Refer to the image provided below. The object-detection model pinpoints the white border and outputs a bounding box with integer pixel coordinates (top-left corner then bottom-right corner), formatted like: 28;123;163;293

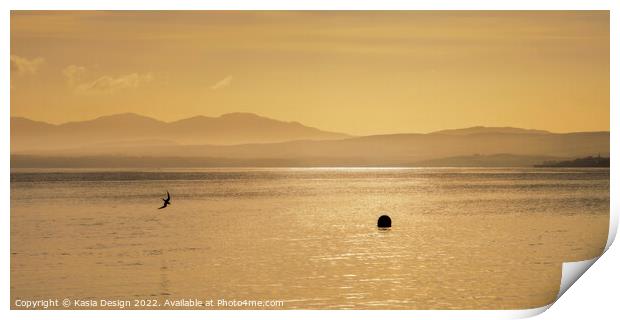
2;1;617;319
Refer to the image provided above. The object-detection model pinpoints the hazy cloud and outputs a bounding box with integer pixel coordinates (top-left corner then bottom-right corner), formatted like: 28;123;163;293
11;55;44;75
210;75;233;90
77;73;153;94
62;65;87;86
62;65;153;94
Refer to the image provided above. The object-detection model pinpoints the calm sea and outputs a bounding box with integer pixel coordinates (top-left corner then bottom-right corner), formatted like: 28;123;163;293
10;168;609;309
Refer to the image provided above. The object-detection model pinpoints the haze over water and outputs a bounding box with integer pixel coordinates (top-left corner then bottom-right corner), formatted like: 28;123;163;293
11;167;609;309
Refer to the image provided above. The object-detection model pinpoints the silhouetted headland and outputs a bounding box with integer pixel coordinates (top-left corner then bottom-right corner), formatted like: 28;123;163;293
535;155;610;168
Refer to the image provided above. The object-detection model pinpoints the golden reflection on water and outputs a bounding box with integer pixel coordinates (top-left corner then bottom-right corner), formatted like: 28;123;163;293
10;168;609;309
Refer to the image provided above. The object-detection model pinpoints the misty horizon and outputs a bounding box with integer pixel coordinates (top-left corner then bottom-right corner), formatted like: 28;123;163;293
11;111;609;168
10;111;610;137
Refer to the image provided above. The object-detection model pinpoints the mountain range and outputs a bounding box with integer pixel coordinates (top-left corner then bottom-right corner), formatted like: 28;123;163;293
10;113;610;167
11;112;351;152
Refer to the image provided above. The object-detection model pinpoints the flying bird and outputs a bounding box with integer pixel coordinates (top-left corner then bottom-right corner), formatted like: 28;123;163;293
159;191;171;209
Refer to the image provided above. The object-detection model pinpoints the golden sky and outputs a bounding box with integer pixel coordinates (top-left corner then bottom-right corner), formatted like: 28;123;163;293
10;11;609;135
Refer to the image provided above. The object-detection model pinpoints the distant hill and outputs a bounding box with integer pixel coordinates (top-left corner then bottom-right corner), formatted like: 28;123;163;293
414;153;566;167
10;153;571;168
10;112;351;152
535;155;610;168
431;126;550;136
10;117;610;167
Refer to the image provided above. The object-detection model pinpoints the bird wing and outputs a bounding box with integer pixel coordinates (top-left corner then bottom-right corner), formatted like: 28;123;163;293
158;191;171;209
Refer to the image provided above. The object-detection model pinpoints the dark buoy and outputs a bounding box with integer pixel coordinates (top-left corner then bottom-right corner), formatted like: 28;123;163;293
377;215;391;228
